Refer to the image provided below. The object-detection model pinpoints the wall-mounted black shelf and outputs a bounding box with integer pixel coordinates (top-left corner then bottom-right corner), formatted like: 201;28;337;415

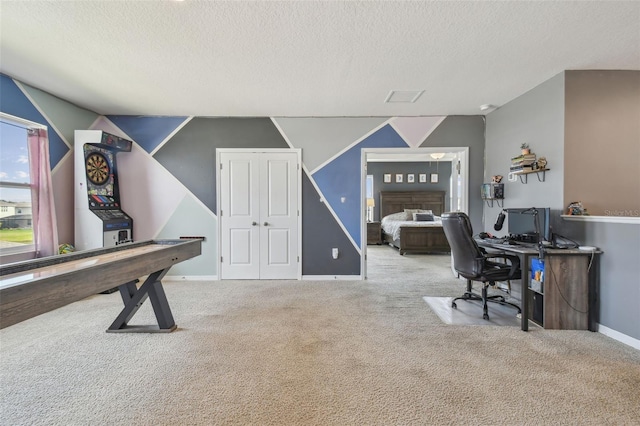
511;168;549;183
481;183;504;207
483;198;504;208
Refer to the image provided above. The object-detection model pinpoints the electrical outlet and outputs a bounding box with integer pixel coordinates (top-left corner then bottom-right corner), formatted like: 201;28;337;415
332;248;339;259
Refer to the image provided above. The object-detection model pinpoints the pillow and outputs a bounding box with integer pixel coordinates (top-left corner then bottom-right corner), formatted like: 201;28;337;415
413;212;435;222
383;211;412;221
405;208;433;215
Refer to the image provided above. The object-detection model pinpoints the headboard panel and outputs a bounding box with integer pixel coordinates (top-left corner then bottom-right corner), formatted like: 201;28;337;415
379;191;446;219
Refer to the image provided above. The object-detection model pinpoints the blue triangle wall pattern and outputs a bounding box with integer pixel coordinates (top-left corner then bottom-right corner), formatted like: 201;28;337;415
312;124;408;246
106;115;189;154
0;75;68;169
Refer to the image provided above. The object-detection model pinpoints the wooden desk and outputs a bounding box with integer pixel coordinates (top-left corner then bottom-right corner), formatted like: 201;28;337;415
477;241;600;331
0;239;201;332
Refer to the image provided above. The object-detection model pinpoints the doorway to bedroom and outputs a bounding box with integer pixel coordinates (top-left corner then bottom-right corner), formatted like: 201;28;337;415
361;147;469;279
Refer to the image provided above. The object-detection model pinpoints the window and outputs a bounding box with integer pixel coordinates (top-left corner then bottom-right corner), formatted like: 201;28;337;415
0;114;36;257
366;175;375;222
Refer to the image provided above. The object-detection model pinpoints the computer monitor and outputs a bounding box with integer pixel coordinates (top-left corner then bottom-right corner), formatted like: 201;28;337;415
507;207;551;242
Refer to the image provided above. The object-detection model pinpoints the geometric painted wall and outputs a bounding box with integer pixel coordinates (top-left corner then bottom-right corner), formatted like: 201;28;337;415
0;74;100;245
1;73;487;277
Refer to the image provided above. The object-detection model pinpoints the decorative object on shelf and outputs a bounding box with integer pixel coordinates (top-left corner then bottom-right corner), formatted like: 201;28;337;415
511;151;536;173
567;201;587;216
537;157;547;169
383;173;391;183
510;148;549;183
492;175;503;183
481;183;504;207
530;258;545;293
430;173;439;183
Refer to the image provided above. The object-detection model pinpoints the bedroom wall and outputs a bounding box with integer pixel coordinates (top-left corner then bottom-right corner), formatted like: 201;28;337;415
367;161;453;221
0;74;486;278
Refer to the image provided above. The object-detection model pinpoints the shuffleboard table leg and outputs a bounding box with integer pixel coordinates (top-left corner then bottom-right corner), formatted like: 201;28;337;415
106;268;177;333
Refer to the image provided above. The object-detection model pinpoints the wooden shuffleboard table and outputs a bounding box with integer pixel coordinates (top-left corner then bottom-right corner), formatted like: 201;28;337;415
0;239;201;333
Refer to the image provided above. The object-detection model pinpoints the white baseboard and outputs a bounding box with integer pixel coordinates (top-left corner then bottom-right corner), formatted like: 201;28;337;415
165;275;218;281
302;275;363;281
598;324;640;350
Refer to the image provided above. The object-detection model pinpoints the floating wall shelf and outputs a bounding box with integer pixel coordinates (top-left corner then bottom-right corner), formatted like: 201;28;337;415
511;168;549;183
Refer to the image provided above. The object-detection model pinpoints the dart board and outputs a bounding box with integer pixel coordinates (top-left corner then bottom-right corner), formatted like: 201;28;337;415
85;152;111;185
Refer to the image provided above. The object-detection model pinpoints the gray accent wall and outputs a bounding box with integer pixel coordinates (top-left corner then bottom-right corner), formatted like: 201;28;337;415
154;117;289;213
485;72;565;236
302;172;360;275
420;116;485;232
561;220;640;340
275;117;390;172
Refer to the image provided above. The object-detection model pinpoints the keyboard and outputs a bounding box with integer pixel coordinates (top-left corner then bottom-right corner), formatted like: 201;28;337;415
478;238;534;247
482;237;515;245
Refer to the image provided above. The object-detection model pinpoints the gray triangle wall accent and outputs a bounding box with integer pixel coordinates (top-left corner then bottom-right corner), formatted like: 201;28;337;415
153;117;290;214
302;171;360;276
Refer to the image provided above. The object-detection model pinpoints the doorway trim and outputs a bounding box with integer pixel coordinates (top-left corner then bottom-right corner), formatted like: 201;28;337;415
361;147;469;279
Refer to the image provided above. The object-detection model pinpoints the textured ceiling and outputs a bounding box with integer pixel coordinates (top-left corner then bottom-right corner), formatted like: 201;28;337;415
1;1;638;117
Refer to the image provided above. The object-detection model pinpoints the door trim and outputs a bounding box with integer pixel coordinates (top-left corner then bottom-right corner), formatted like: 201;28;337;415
361;147;469;280
216;148;302;280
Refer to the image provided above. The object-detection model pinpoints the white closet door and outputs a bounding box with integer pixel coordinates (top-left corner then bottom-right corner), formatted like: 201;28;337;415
220;153;260;279
259;152;298;279
220;151;299;279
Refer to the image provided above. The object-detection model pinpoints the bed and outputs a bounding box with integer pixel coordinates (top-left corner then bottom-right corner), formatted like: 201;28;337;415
379;191;450;255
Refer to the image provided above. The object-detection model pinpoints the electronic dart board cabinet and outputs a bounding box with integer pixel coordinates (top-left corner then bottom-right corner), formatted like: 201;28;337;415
74;130;134;251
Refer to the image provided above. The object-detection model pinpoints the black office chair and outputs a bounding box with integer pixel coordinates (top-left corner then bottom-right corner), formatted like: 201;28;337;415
441;212;522;320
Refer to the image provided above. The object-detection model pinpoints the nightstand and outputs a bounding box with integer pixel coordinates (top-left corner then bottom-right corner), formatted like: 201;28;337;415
367;221;382;245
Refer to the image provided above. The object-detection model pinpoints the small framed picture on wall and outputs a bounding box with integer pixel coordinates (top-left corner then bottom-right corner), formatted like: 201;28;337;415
407;174;415;183
430;173;439;183
419;173;427;183
395;173;403;183
383;173;391;183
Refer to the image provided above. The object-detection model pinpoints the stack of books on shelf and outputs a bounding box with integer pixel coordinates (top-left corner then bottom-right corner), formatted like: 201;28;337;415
510;153;537;173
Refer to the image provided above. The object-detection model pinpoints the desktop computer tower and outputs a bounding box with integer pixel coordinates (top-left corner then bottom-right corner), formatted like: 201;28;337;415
531;292;544;324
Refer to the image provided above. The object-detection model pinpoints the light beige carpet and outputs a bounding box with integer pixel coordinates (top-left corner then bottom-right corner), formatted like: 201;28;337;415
1;246;639;425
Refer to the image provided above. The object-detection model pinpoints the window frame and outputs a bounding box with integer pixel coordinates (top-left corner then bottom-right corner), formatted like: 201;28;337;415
0;112;45;262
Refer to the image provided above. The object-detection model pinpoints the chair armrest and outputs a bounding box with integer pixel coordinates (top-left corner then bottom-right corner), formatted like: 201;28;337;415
484;253;521;277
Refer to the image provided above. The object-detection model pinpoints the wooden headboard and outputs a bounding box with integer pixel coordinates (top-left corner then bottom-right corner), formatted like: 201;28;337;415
379;191;446;219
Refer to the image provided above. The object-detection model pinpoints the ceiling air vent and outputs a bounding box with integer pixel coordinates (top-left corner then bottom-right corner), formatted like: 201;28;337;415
384;90;424;103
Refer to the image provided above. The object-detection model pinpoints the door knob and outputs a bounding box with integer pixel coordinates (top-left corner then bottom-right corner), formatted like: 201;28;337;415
263;222;269;226
252;221;257;226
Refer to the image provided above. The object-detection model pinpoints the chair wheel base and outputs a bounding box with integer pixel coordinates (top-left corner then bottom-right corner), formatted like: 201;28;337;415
483;313;490;320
